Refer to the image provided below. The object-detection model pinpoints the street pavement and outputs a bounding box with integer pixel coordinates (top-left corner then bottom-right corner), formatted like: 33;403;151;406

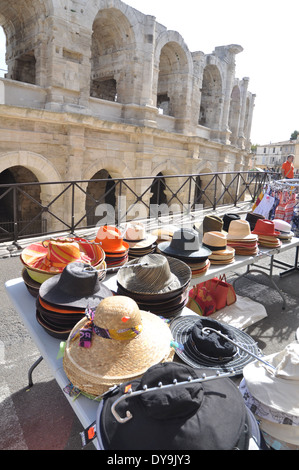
1;244;299;450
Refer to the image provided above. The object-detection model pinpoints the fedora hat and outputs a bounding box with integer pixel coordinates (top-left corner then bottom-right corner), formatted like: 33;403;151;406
121;222;157;249
222;213;241;232
246;212;265;230
21;237;105;277
117;253;191;296
243;342;299;417
63;296;174;397
202;231;228;252
157;228;211;260
273;219;294;238
202;215;224;234
95;225;129;253
227;219;258;241
39;262;112;309
252;219;280;237
170;315;261;375
97;361;264;450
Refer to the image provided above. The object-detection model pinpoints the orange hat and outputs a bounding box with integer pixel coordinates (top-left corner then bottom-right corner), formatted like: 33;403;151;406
95;225;129;253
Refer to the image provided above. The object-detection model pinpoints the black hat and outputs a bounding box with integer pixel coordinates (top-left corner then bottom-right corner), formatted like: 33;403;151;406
170;315;261;375
97;362;263;450
39;262;112;309
157;228;211;261
246;212;265;231
222;213;241;232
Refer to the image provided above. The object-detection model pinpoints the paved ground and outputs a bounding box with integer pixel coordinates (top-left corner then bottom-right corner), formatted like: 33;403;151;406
1;242;299;450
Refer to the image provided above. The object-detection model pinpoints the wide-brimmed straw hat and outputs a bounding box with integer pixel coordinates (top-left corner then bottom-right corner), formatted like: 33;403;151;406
157;228;211;260
170;315;261;375
227;219;258;241
97;361;264;450
39;262;112;309
116;253;191;296
121;222;157;249
21;237;105;280
252;219;280;237
63;296;174;397
243;342;299;417
95;225;129;253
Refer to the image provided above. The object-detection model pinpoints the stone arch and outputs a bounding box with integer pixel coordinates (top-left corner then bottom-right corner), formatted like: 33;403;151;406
154;30;193;118
193;162;216;208
199;64;223;130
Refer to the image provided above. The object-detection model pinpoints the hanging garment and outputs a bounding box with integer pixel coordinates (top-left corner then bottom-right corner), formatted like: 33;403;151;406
274;191;289;220
284;193;296;224
253;193;275;218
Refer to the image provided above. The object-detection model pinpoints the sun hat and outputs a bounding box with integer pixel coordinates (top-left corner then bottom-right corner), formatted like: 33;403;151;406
95;225;129;253
157;228;211;260
96;361;263;450
170;315;261;375
243;342;299;417
21;237;105;278
116;253;191;296
258;418;299;447
252;219;280;237
222;213;241;232
63;296;174;397
39;262;112;309
226;219;258;241
202;231;228;251
121;222;157;248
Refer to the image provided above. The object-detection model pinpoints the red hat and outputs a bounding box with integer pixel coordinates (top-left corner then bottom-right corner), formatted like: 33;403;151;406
252;219;280;236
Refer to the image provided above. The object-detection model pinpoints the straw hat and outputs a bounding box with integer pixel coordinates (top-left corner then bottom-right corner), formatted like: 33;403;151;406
157;228;211;260
170;315;261;375
122;222;157;248
243;342;299;417
226;219;258;241
95;225;129;253
39;262;112;309
273;219;294;240
63;296;174;397
116;253;191;295
97;362;264;450
21;237;105;280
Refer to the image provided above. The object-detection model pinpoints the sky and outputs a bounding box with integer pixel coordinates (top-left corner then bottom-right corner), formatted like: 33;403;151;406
0;0;298;145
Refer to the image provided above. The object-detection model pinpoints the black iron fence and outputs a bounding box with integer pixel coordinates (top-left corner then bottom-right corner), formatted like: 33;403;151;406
0;170;277;244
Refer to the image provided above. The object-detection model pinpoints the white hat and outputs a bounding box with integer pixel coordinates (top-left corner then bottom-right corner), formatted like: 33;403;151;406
273;219;292;233
243;342;299;416
259;418;299;446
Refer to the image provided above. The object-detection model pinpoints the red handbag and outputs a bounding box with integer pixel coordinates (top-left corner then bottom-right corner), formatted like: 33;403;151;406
187;275;236;316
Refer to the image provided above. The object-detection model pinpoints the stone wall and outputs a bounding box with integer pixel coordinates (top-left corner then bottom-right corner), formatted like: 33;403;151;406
0;0;255;231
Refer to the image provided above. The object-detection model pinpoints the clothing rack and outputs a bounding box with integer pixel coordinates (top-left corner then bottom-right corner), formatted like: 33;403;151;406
110;327;275;424
265;178;299;193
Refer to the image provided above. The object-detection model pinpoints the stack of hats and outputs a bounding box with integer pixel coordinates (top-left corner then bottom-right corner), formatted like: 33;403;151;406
156;228;211;277
63;295;175;398
95;225;129;269
20;237;106;295
240;342;299;450
202;231;235;265
96;361;266;450
170;315;261;376
121;222;157;259
36;262;112;339
226;219;259;255
246;212;265;231
252;219;282;248
273;219;294;242
116;253;192;318
222;213;241;232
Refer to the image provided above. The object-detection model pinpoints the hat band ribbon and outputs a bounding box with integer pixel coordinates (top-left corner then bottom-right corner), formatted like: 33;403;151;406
93;323;143;341
202;243;226;251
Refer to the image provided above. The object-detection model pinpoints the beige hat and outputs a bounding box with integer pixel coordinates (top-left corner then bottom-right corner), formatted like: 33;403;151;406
63;296;174;397
226;219;258;241
243;342;299;416
122;222;157;248
259;418;299;446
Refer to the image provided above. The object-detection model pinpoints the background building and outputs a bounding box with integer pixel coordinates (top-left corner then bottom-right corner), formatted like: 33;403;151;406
254;139;299;173
0;0;256;232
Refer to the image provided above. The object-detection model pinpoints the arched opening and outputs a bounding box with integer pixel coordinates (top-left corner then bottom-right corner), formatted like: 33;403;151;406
0;166;42;238
85;169;116;226
199;64;222;129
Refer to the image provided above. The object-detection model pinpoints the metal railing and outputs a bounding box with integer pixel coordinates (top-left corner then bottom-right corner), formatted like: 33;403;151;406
0;170;276;244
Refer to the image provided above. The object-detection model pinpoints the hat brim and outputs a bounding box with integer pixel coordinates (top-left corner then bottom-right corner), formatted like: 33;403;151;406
170;315;261;375
226;233;258;241
124;233;157;249
157;241;211;260
39;271;113;309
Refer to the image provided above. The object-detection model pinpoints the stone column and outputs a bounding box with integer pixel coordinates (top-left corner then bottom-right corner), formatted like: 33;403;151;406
238;77;250;149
